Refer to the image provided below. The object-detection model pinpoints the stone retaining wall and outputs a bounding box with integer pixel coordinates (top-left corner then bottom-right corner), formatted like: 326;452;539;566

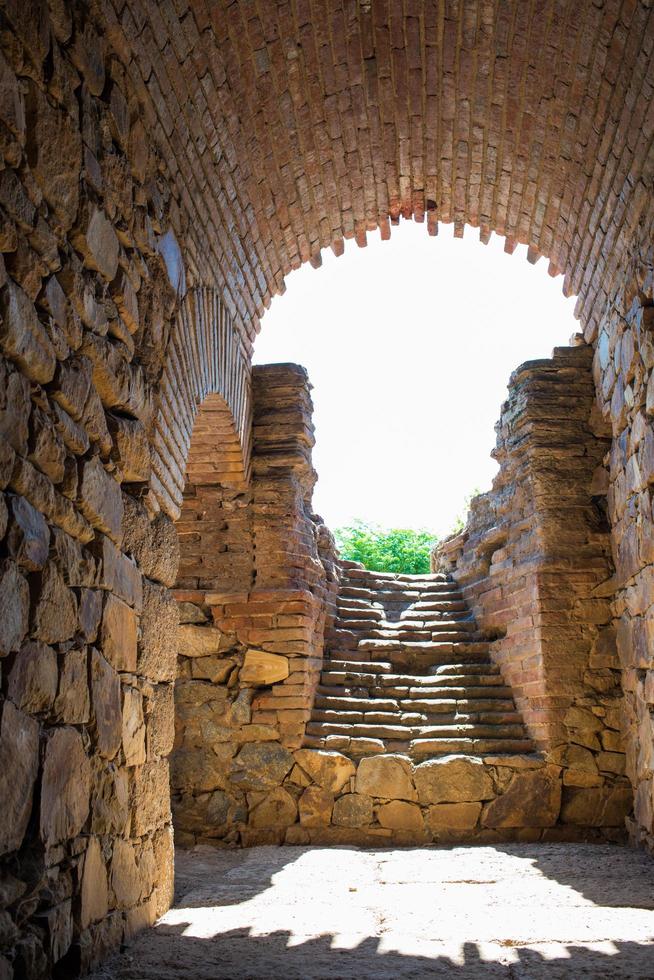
173;746;630;848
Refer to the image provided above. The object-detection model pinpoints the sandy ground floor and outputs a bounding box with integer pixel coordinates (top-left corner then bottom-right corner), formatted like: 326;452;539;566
91;843;654;979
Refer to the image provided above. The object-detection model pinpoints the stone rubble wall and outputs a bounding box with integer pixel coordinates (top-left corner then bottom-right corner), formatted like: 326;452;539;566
592;220;654;857
0;4;253;977
169;745;631;849
434;344;631;833
171;364;339;846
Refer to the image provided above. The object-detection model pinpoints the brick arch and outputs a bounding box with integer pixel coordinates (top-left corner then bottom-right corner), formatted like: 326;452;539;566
109;1;654;348
150;286;251;519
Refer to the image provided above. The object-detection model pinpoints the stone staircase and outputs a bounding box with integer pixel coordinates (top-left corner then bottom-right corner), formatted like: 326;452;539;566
304;563;534;759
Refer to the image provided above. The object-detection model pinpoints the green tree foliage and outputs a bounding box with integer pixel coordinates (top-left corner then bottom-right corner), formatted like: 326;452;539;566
334;521;438;574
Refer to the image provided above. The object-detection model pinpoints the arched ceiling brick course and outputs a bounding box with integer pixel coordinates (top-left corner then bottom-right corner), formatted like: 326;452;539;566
106;1;654;348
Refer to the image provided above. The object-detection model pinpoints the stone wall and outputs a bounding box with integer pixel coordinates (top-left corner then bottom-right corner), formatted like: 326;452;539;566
591;219;654;856
435;343;631;831
0;4;191;974
172;364;339;846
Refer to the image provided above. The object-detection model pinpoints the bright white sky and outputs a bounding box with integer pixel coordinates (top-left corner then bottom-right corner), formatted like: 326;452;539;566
253;221;577;538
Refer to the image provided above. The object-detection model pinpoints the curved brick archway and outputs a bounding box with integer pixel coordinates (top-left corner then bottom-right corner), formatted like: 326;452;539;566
107;0;654;347
0;2;654;975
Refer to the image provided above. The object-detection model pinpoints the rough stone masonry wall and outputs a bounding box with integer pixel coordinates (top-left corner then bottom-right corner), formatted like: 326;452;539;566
435;343;632;833
0;5;192;976
592;216;654;857
172;364;339;847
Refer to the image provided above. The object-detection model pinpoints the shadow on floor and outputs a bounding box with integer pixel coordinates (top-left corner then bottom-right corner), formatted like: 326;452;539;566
88;843;654;980
91;928;654;980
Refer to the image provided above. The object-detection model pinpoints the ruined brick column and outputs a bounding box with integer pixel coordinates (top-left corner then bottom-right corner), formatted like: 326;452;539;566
171;364;338;846
436;344;631;829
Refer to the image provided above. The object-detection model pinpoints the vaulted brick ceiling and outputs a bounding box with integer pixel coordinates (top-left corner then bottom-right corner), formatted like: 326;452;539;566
109;1;654;347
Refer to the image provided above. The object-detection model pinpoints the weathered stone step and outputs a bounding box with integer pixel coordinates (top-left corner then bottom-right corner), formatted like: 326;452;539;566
312;708;525;728
339;585;461;601
315;693;517;714
431;663;500;676
306;721;528;741
343;569;449;582
408;737;535;758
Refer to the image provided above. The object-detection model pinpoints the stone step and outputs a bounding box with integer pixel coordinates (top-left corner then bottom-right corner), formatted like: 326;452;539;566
302;733;535;758
305;721;528;741
314;693;518;714
339;586;461;601
408;737;535;758
312;708;525;727
318;671;512;693
431;663;500;676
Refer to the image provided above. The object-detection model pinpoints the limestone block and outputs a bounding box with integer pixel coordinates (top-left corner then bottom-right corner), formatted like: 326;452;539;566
53;646;90;723
80;837;109;929
139;581;178;682
0;280;56;383
78;456;123;544
377;800;424;831
54;406;88;460
190;655;235;684
482;767;561;829
0;170;34;232
122;498;179;587
91;649;122;760
298;786;334;827
100;593;137;672
152;825;175;918
355;755;417;802
560;785;633;827
93;534;143;609
146;684;175;760
0;367;30;455
0;701;39;855
231;742;294;790
0;49;25;139
122;686;146;767
178;624;230;658
32;562;77;644
0;560;29;655
81;385;112;456
249;787;297;828
43;899;73;965
130;760;170;836
332;793;373;828
414;755;495;805
110;838;141;910
72;205;119;282
8;640;57;713
25;80;81;229
240;649;289;685
52;527;96;587
52;356;93;421
426;802;482;832
107;414;150;482
79;588;103;643
110;270;139;333
294;749;356;793
40;726;91;845
91;765;129;837
7;495;49;570
28;405;66;483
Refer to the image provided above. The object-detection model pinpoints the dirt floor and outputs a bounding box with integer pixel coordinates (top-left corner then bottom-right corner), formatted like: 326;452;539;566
90;843;654;979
